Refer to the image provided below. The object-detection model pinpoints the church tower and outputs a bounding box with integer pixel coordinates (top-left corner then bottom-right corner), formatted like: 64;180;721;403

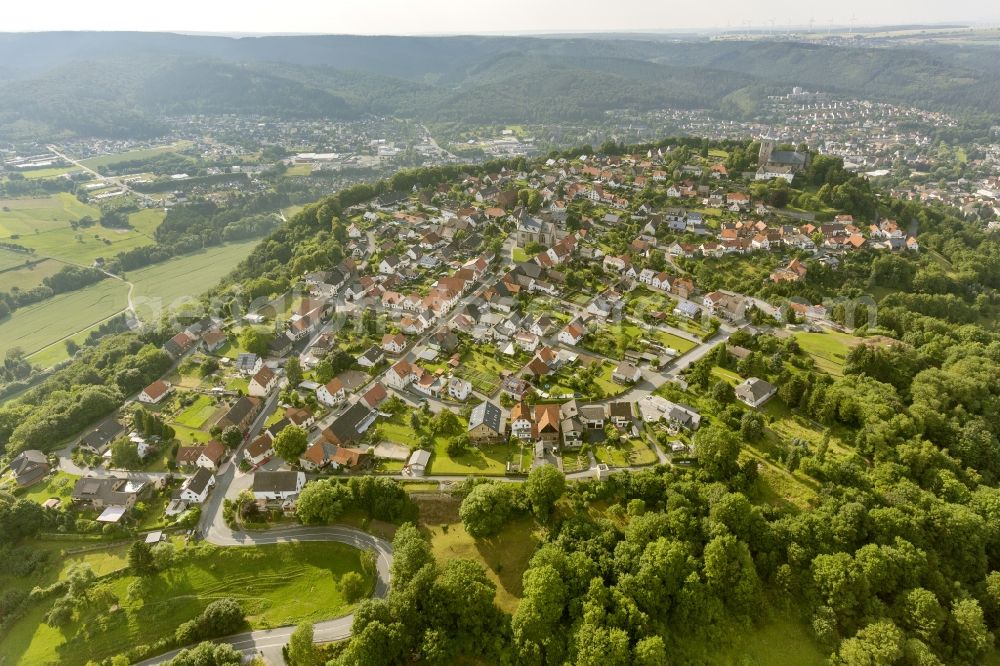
758;137;775;167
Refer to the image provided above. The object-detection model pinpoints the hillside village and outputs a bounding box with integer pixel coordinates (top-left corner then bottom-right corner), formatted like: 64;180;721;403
3;137;925;531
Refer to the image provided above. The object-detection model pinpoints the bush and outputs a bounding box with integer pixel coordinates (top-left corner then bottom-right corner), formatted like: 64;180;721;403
340;571;367;603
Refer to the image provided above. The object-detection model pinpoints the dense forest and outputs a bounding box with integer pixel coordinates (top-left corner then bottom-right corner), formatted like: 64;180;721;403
1;33;999;139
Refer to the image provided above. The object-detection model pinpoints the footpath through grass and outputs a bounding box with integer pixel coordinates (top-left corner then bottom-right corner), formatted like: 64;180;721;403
0;540;373;666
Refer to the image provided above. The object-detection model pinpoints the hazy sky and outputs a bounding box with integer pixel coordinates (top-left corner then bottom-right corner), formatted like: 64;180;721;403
3;0;999;34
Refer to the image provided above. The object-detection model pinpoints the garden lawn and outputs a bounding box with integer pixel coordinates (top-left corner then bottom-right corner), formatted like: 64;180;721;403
0;540;373;666
0;279;129;358
15;471;79;507
652;330;697;354
594;439;657;467
172;395;219;429
455;346;519;394
427;440;510;476
794;330;862;376
128;239;261;320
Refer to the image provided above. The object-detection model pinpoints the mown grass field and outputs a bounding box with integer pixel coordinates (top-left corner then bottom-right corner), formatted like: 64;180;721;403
78;141;193;170
128;239;260;320
0;540;372;666
794;330;861;376
0;278;129;358
0;193;99;236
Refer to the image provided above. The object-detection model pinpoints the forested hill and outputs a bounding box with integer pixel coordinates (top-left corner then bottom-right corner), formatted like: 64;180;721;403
0;32;999;139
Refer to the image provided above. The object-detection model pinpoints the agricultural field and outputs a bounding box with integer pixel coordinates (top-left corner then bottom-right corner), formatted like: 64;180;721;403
128;239;260;320
0;258;67;291
0;197;166;265
0;540;372;666
17;166;82;180
0;247;32;270
794;330;862;376
0;193;99;236
0;279;129;358
78;141;193;170
27;318;114;369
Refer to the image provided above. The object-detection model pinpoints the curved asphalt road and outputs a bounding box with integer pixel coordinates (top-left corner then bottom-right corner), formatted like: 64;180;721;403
136;524;393;665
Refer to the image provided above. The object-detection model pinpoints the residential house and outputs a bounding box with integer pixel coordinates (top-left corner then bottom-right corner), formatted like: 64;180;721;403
770;258;808;283
176;439;226;471
533;403;561;443
79;419;125;456
218;396;262;432
608;402;634;429
501;376;533;401
558;320;586;346
448;377;473;401
468;400;506;444
177;468;215;503
321;402;377;447
361;383;389;410
612;361;642;384
735;377;777;408
405;449;432;477
236;353;263;376
139;380;173;405
10;450;50;487
317;378;346;407
382;333;407;354
559;400;584;447
385;360;419;390
510;402;533;440
357;345;385;369
252;471;305;501
163;332;195;358
703;290;747;321
580;404;607;430
244;434;274;467
201;329;227;353
71;477;144;510
248;366;279;397
285;407;316;430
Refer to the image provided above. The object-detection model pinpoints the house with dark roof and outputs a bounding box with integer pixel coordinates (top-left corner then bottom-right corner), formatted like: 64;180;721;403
79;419;125;455
321;402;377;447
735;377;777;408
10;450;50;487
177;467;215;503
468;401;505;444
252;471;305;501
218;396;261;431
72;477;145;510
